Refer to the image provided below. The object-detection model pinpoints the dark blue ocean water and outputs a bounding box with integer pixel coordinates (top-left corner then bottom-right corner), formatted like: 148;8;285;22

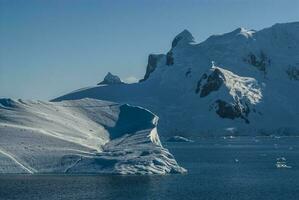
1;137;299;200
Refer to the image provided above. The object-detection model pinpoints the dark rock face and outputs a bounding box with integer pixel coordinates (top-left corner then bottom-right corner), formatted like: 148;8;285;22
214;100;250;124
195;73;207;94
172;36;182;48
196;69;224;97
171;29;194;48
286;66;299;80
185;68;192;77
244;51;270;76
140;30;193;80
140;54;165;82
166;51;174;66
97;72;123;85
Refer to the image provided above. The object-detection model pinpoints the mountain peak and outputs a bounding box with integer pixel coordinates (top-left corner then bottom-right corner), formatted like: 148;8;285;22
97;72;123;85
171;29;195;48
54;22;299;136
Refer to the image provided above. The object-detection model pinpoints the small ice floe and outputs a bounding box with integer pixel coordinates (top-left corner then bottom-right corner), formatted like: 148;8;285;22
167;136;194;143
224;127;238;135
271;135;281;139
223;135;236;139
275;157;292;169
289;146;294;150
235;158;239;163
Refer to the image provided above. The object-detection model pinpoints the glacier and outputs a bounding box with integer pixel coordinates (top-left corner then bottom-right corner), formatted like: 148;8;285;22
53;22;299;136
0;98;186;174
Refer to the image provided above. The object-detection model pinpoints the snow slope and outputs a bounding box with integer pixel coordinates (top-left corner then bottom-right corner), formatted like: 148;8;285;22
53;22;299;136
0;98;186;174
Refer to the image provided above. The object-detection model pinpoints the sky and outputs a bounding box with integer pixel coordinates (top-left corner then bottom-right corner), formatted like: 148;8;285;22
1;0;299;100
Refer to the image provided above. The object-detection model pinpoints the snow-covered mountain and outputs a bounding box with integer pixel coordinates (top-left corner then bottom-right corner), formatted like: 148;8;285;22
0;98;185;174
53;22;299;136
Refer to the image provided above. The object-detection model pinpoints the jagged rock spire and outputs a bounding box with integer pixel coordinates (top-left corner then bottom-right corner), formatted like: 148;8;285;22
97;72;123;85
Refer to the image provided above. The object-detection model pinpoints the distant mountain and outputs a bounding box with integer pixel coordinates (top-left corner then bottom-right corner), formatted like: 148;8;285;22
97;72;123;85
0;98;185;174
53;22;299;136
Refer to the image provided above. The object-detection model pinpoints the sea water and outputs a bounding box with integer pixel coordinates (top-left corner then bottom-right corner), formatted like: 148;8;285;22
0;137;299;200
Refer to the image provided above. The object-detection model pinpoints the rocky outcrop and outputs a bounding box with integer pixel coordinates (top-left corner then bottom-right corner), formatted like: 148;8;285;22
140;54;165;82
196;68;224;97
98;72;123;85
244;51;270;76
171;29;194;48
196;66;261;124
166;51;174;66
166;30;194;67
214;100;250;124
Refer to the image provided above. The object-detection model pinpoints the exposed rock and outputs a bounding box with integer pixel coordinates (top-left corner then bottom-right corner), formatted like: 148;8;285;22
140;54;165;82
97;72;123;85
171;29;194;48
196;68;224;97
166;30;194;66
214;100;250;124
244;51;270;76
166;51;174;66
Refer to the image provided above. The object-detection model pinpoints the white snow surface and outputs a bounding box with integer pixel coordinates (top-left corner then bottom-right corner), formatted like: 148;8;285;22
0;98;186;174
53;22;299;136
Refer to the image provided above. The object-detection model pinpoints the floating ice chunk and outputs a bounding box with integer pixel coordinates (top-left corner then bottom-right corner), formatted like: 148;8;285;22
276;157;292;169
167;135;194;142
167;136;194;143
223;135;236;139
253;138;260;143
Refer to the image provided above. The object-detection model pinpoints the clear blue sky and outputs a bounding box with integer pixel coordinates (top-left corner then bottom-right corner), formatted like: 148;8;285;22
1;0;298;100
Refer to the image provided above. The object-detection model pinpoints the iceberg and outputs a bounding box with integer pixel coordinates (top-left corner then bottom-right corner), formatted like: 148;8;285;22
0;98;186;174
